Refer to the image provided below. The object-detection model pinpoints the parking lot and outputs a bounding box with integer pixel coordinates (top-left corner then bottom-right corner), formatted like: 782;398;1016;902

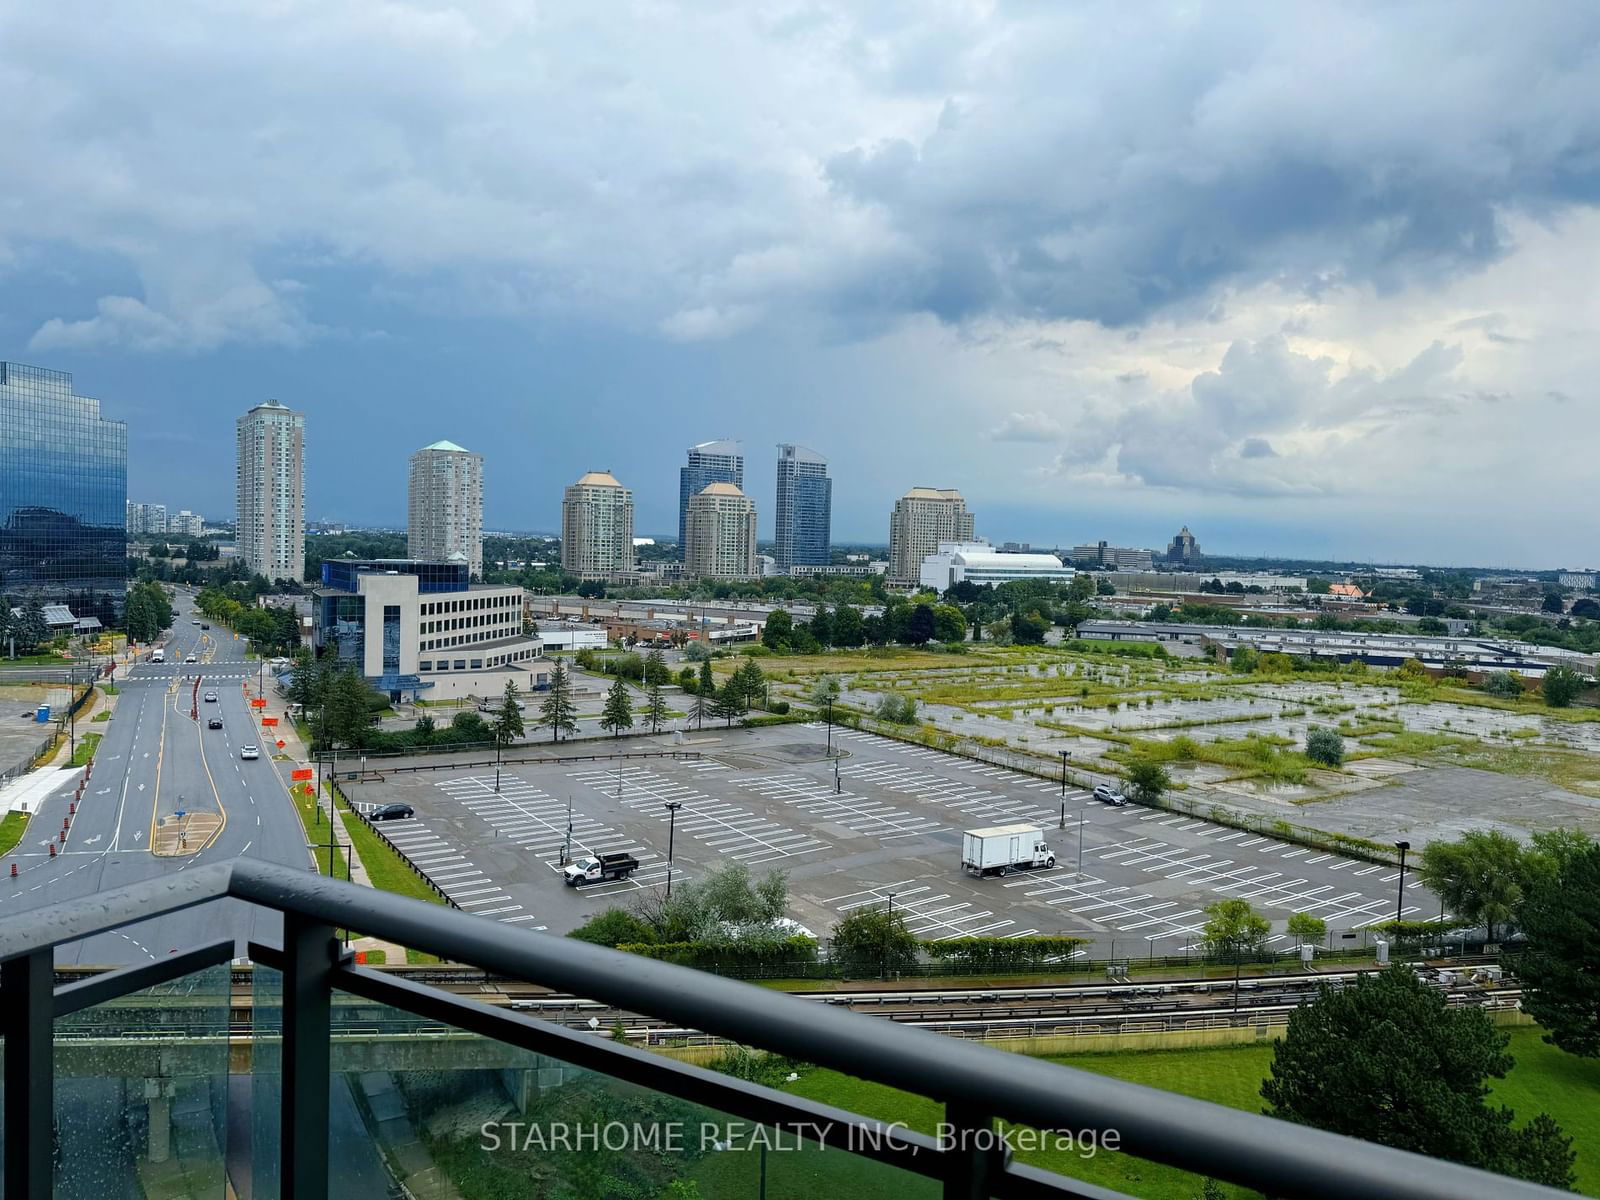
345;723;1431;952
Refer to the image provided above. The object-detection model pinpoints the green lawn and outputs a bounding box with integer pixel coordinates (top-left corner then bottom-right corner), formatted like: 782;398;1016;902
68;732;102;767
0;811;31;857
781;1029;1600;1199
331;787;444;965
92;710;111;722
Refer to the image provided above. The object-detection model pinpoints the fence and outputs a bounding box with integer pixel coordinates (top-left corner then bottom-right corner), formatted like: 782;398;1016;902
0;678;95;788
328;778;457;907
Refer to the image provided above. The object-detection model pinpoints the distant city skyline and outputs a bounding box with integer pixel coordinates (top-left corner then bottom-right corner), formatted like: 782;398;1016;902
6;6;1597;567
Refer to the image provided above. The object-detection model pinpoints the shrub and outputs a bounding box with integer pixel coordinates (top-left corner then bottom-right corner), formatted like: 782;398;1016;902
1305;726;1344;767
874;694;918;724
1481;671;1524;699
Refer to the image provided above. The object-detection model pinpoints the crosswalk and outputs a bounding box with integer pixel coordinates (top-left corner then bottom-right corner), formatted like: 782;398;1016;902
567;765;829;865
352;804;544;926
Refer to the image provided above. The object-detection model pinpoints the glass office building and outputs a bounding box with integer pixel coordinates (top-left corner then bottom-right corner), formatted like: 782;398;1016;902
774;444;831;573
0;362;127;624
677;439;743;553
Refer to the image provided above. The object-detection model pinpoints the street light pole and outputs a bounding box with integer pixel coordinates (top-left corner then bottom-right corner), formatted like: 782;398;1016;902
1077;808;1085;876
1394;840;1411;925
665;801;683;897
1059;749;1069;829
825;697;833;757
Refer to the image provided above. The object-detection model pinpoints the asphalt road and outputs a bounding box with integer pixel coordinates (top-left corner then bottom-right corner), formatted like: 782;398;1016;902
2;590;315;965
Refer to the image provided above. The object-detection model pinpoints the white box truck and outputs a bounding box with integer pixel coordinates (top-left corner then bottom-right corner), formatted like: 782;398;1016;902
962;824;1054;877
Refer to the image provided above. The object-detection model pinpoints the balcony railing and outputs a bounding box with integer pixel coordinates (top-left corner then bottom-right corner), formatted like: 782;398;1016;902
0;858;1568;1200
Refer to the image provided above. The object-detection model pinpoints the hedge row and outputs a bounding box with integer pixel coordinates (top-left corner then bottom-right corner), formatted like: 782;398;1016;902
923;936;1089;968
615;936;820;968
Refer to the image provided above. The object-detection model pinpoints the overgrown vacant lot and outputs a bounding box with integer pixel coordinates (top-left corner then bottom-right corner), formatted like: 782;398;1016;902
732;641;1600;817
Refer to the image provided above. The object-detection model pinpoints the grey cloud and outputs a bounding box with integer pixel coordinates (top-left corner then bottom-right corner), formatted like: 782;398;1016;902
986;411;1066;442
1239;438;1277;459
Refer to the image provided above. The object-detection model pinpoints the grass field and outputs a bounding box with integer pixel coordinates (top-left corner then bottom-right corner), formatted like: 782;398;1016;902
67;732;102;767
0;811;31;857
330;787;443;964
776;1028;1600;1199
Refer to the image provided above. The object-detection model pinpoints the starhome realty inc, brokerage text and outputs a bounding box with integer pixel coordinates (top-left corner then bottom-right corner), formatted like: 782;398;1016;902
480;1120;1120;1159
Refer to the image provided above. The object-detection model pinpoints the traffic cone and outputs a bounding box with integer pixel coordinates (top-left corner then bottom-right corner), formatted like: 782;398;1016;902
10;862;17;877
48;845;56;858
69;801;76;815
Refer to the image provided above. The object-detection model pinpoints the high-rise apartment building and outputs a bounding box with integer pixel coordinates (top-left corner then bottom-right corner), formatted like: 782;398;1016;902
684;483;758;580
0;362;127;621
773;444;831;574
236;399;305;583
126;502;168;537
407;440;483;577
888;488;974;585
678;439;742;553
562;471;635;579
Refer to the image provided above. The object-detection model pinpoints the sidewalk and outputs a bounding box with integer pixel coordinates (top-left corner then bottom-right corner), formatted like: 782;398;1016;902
246;669;408;963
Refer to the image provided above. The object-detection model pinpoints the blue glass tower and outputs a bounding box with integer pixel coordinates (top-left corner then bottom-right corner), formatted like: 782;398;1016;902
677;439;742;554
774;444;831;574
0;362;127;624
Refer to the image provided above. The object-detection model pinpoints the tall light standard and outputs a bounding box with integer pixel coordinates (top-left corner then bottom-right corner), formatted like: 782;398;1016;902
1077;808;1085;876
1058;750;1070;829
665;801;683;897
825;696;834;757
562;794;573;866
1394;840;1411;924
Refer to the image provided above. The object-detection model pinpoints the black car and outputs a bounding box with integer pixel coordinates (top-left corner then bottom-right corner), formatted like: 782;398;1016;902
207;717;223;730
370;803;414;821
200;623;210;630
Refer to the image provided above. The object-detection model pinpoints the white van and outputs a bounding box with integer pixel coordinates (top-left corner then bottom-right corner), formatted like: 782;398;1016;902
150;649;165;664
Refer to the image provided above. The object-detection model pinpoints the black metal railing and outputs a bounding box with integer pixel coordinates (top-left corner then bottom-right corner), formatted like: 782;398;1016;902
0;859;1568;1200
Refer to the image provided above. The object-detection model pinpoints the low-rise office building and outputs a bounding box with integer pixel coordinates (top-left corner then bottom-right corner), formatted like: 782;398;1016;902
919;542;1075;592
1072;542;1156;570
314;559;544;702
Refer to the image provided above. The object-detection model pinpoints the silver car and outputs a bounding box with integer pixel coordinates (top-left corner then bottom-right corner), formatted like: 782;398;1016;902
1093;783;1128;806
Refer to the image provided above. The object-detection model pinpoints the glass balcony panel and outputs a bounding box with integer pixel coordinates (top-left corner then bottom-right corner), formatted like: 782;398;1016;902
53;963;230;1200
321;989;937;1199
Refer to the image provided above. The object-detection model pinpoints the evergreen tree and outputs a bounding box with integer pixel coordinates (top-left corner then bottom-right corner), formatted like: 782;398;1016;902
1262;967;1575;1189
1520;843;1600;1058
644;682;670;734
694;660;715;730
644;646;670;686
600;675;634;737
324;668;377;750
539;658;579;742
16;599;49;653
712;680;741;727
491;680;525;747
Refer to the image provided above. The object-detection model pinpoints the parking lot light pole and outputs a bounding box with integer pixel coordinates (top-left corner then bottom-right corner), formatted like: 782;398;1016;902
1078;809;1085;876
825;698;833;757
665;801;683;897
1059;750;1070;828
1395;840;1411;924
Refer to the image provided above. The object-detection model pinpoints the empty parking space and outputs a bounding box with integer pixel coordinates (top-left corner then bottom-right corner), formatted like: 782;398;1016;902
336;724;1431;944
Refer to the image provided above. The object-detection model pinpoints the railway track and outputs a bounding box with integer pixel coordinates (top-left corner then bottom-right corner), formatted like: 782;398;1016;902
55;959;1515;1045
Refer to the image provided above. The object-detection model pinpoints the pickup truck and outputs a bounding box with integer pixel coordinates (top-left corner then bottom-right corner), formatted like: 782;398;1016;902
563;852;640;887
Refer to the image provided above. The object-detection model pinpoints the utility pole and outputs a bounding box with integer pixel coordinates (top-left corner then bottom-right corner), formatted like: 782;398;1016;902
1058;749;1069;829
1394;840;1411;925
665;801;683;897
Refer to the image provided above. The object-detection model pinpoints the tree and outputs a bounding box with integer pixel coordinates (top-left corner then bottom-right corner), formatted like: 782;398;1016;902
1418;831;1527;942
1482;670;1524;699
692;660;715;729
1571;597;1600;620
567;907;656;948
491;680;525;747
1543;665;1584;708
729;658;766;711
874;693;917;724
1230;646;1258;674
1304;726;1344;766
1200;898;1270;1012
643;682;670;733
931;604;967;643
1519;843;1600;1058
761;609;793;650
600;676;634;737
449;709;490;742
831;904;919;978
538;658;579;742
1010;611;1049;645
711;681;742;727
831;603;865;648
1261;967;1575;1189
323;668;378;750
1124;757;1169;803
412;713;436;741
809;674;842;708
643;646;670;686
1286;911;1326;947
1542;591;1567;614
15;600;49;653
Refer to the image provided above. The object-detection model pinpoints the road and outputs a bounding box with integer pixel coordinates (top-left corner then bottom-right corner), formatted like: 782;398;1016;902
1;589;315;965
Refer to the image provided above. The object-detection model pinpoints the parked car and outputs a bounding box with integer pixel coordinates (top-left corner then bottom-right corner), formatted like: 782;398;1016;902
239;744;260;760
184;655;197;664
369;803;415;821
203;691;217;702
1093;783;1128;806
207;718;223;730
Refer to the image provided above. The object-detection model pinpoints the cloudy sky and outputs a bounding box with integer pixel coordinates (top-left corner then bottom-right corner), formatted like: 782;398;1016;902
3;2;1597;565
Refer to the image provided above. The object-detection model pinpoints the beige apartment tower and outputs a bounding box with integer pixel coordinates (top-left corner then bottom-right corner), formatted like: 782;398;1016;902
235;399;305;583
888;487;975;584
684;482;758;580
408;441;484;577
561;471;635;579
